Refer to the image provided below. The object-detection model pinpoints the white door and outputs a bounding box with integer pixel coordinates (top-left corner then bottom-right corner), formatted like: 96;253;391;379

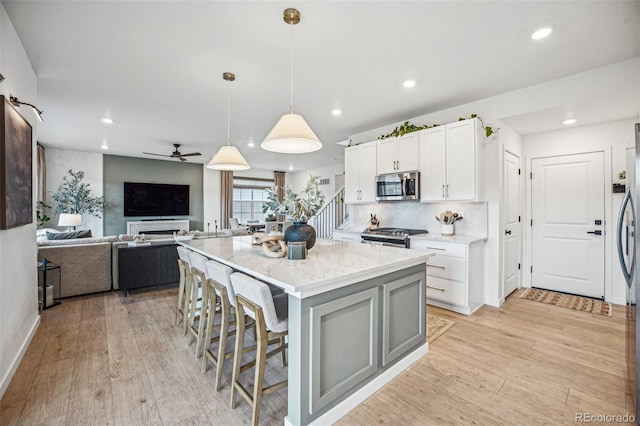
396;133;419;173
503;150;521;298
531;151;605;299
377;138;397;175
446;120;476;201
420;127;446;201
344;145;360;203
358;143;378;203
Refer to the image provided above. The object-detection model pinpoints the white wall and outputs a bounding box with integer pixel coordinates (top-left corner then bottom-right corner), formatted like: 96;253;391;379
0;3;40;398
44;148;104;237
522;118;637;305
287;163;344;196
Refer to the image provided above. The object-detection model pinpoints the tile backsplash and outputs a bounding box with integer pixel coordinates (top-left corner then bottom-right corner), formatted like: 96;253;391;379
349;201;488;237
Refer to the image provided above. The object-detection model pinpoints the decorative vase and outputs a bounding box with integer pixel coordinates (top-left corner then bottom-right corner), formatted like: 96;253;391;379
284;221;316;250
441;224;454;236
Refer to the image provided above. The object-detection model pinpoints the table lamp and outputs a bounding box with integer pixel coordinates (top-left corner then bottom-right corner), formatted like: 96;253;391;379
58;213;81;231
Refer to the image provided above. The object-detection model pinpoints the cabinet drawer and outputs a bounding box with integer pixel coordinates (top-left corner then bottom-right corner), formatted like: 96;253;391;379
426;255;466;282
426;276;466;307
411;240;466;258
333;231;361;243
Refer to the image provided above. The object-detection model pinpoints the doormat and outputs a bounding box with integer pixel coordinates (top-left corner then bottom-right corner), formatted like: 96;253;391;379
427;314;455;343
520;288;612;317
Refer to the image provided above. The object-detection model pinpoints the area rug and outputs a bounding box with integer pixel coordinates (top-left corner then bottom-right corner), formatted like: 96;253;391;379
427;314;455;343
520;288;612;317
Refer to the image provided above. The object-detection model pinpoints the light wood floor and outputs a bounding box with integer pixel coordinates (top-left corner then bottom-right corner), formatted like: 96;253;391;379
0;287;633;425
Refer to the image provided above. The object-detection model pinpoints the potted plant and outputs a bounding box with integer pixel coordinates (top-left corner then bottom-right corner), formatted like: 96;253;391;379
263;175;325;249
49;169;108;219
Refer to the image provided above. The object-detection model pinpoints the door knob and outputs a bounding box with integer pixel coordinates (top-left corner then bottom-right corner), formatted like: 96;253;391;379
505;230;512;235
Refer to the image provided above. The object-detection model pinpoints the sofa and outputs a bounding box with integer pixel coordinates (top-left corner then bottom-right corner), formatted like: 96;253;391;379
37;229;244;298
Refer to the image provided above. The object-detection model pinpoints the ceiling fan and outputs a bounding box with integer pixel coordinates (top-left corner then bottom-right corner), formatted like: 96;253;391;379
143;144;201;162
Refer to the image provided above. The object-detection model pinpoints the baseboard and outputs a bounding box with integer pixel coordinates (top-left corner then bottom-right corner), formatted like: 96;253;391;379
609;296;626;306
484;297;502;308
0;314;40;399
284;343;429;426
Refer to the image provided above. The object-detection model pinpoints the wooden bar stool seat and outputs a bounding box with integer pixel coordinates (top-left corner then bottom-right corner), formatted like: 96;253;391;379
202;260;236;391
188;252;218;358
175;246;193;334
229;273;288;426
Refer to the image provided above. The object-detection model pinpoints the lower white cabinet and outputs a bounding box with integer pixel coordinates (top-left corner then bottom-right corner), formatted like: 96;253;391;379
332;230;362;243
411;238;484;315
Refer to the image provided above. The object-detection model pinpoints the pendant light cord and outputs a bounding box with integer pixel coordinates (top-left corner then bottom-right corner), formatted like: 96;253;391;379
289;21;294;115
227;93;231;146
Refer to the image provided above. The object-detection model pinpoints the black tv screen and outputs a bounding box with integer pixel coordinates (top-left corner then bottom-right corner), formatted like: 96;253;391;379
123;182;190;217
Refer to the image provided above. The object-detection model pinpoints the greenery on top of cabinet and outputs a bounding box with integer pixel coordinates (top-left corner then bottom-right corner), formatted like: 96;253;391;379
377;114;499;140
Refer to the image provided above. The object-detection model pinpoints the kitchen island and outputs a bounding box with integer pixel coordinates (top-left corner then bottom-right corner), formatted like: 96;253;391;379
180;236;433;425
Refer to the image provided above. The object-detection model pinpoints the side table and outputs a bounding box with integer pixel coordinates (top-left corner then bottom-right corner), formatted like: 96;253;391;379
37;259;61;311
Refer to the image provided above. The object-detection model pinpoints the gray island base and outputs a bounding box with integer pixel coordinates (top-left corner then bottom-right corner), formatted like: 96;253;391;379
180;236;434;425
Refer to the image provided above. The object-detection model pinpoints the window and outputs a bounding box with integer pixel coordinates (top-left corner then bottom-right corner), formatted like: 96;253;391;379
232;177;273;223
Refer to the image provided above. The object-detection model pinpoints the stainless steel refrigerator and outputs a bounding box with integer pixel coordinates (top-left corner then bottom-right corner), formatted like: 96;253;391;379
617;122;640;422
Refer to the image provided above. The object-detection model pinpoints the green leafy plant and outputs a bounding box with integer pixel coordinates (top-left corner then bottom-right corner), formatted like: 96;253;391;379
263;175;326;223
458;114;499;137
378;121;438;140
49;169;108;218
36;201;51;229
378;114;498;139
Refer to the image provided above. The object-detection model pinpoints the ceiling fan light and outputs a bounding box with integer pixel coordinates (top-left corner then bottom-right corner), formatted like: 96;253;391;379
261;113;322;154
207;145;250;171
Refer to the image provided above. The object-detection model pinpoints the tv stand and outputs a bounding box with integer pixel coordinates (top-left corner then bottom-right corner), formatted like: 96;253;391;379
127;219;189;235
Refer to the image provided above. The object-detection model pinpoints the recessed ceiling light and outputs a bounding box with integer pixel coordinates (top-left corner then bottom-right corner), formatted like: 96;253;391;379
331;108;342;116
248;140;255;148
403;80;416;88
531;27;552;40
101;117;114;124
289;164;294;171
562;118;577;125
100;142;109;150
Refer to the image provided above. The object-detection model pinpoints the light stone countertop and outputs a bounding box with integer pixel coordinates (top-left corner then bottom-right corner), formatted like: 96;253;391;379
180;236;433;298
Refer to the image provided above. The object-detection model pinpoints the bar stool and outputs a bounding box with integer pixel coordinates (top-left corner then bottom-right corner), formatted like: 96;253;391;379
175;246;193;334
229;273;288;426
202;259;235;391
188;252;214;358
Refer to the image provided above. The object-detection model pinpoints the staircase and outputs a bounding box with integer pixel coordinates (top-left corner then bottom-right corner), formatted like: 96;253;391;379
311;186;348;239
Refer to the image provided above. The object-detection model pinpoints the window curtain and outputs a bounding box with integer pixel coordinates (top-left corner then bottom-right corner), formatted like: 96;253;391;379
274;171;285;202
36;143;46;203
220;170;233;229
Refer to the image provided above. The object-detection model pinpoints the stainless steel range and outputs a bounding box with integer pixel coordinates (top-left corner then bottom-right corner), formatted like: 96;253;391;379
361;227;428;248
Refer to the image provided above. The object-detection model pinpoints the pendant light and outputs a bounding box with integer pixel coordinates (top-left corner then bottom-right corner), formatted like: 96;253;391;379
207;72;250;171
261;8;322;154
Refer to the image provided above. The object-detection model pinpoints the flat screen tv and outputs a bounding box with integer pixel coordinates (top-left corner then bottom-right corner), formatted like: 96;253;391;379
123;182;189;217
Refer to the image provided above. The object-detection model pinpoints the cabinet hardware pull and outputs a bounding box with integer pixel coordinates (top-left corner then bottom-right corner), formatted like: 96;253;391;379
426;247;446;251
427;264;445;269
426;285;445;292
442;185;445;198
446;184;449;198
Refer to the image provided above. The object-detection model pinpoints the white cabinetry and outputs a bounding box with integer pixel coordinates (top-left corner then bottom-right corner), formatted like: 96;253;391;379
332;230;361;243
411;238;484;315
345;143;377;203
420;118;480;201
377;134;419;174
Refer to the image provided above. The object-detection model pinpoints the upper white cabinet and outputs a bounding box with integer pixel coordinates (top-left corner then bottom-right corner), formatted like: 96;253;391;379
377;134;419;175
345;142;377;203
420;118;480;202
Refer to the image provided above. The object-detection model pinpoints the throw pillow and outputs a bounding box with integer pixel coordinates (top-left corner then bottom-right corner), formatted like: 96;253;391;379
46;230;93;240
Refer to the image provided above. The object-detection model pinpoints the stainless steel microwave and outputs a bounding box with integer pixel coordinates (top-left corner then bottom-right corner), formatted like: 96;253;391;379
376;171;420;201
